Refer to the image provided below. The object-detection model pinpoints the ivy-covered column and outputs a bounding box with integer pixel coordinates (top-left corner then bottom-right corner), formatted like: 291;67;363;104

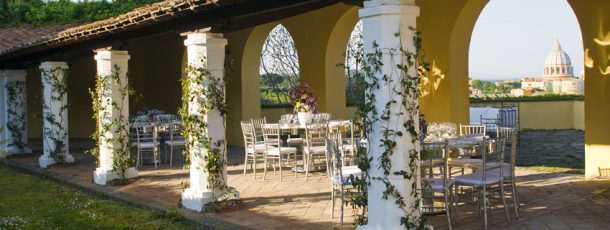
181;32;239;212
92;50;138;185
1;70;32;155
39;62;74;168
358;0;422;229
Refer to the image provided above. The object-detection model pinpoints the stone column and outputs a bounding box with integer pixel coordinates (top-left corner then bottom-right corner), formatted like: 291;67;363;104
93;50;138;185
181;32;237;212
359;0;421;229
39;62;74;168
1;70;32;155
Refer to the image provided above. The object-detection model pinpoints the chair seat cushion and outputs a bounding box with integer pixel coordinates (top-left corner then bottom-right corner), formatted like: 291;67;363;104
488;164;513;177
246;144;266;153
287;138;303;144
455;172;501;186
267;147;297;155
422;178;455;190
331;167;363;185
137;141;160;148
305;146;326;155
165;140;185;146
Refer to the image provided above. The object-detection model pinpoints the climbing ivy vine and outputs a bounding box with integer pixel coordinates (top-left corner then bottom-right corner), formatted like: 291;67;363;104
348;28;430;228
5;80;26;150
89;65;135;180
180;57;233;200
41;67;69;163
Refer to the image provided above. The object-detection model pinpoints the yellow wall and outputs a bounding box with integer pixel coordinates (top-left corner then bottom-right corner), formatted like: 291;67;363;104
518;100;584;130
568;0;610;179
414;0;488;125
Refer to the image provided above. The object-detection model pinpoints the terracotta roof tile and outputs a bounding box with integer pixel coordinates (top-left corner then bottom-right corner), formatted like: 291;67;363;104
0;24;81;51
0;0;214;56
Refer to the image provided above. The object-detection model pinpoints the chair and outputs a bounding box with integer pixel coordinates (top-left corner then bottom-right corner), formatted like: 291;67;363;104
281;114;304;148
251;117;267;144
421;141;454;230
454;138;510;229
135;125;160;168
459;124;486;136
492;132;520;219
164;124;185;167
325;133;362;224
241;121;265;178
304;123;328;181
261;123;297;181
339;121;360;166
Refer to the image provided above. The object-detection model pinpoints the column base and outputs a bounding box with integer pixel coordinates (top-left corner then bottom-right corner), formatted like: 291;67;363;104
7;146;32;155
93;167;139;185
181;186;240;212
39;153;74;168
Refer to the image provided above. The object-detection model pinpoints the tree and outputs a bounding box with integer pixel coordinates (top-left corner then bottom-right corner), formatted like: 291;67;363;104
259;24;300;106
344;21;364;106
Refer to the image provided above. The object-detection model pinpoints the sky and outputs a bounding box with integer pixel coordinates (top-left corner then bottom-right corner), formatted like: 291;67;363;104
469;0;583;80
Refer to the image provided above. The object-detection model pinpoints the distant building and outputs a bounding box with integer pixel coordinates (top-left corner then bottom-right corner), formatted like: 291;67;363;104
520;41;584;95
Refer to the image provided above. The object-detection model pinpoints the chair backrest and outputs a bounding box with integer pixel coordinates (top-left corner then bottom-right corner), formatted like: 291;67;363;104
481;138;505;183
261;123;282;149
420;141;449;186
325;133;343;181
168;124;183;141
240;121;256;151
305;123;328;148
251;117;267;143
459;124;486;136
136;125;156;143
508;132;517;177
497;127;516;143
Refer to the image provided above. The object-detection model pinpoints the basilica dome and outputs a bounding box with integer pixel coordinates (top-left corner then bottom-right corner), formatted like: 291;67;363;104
543;41;574;78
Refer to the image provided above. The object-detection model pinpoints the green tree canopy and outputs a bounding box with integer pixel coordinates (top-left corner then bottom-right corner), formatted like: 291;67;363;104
0;0;164;27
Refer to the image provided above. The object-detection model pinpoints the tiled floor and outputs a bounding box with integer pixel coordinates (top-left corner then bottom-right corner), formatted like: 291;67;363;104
7;138;610;229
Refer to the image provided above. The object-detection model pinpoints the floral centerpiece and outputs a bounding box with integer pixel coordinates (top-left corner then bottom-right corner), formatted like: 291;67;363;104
289;83;318;125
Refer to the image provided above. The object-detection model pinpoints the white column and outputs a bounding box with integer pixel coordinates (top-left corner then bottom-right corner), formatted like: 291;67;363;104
181;32;237;212
39;62;74;168
359;1;421;229
93;50;138;185
1;70;32;154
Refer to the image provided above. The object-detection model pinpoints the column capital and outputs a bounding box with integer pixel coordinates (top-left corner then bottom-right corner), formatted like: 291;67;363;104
94;50;130;61
39;61;69;70
184;32;227;47
360;0;419;19
2;69;27;80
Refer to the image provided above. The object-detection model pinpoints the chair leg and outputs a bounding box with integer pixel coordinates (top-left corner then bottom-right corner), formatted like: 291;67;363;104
340;185;344;225
253;154;257;179
305;153;309;182
453;184;460;223
279;155;283;181
243;153;248;176
293;153;297;178
482;186;488;230
263;157;268;180
445;188;452;230
331;187;335;218
511;178;519;218
501;182;511;222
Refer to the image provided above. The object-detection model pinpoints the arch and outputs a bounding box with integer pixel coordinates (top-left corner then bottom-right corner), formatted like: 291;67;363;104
259;24;300;107
324;6;360;118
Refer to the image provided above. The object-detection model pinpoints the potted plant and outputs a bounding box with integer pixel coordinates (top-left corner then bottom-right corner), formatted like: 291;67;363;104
289;83;318;125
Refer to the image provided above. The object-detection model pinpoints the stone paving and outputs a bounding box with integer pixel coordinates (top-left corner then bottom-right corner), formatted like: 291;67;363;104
7;132;610;230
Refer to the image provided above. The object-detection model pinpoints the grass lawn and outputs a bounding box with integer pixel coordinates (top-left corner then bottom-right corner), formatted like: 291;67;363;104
0;164;192;229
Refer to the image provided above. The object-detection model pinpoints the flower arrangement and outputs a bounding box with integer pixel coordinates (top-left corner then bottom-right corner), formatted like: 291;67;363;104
289;83;318;113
